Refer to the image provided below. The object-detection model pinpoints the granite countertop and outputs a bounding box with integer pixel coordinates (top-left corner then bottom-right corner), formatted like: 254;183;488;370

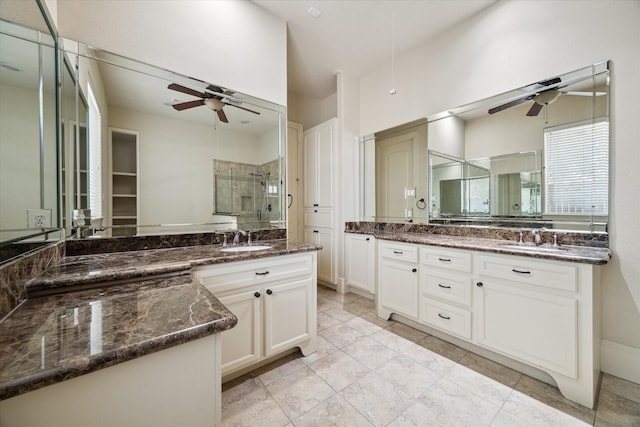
371;232;611;264
0;274;237;400
1;239;320;401
28;239;321;295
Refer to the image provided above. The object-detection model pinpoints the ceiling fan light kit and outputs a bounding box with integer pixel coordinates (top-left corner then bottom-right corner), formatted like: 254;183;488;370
167;83;260;123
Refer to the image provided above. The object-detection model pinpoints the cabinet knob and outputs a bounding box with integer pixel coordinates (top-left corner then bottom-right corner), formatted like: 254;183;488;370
412;268;417;273
314;210;318;213
476;282;483;287
366;238;370;241
266;289;273;295
254;291;261;298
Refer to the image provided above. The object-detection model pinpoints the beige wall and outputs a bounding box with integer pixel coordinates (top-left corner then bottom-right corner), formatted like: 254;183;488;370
357;0;640;380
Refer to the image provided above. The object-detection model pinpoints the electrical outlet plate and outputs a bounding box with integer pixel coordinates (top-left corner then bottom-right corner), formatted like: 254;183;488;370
27;209;52;228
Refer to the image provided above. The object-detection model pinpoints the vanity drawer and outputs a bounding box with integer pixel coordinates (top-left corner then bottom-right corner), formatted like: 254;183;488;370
304;208;333;228
420;299;472;340
475;253;577;292
193;253;313;294
379;241;418;263
422;269;472;306
420;247;471;273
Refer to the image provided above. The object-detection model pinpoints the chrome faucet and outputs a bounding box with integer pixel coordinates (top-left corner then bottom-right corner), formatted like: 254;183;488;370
532;230;542;246
247;231;253;245
233;230;247;246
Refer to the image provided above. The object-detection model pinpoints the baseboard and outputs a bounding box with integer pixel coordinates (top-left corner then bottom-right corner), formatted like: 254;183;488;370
601;339;640;385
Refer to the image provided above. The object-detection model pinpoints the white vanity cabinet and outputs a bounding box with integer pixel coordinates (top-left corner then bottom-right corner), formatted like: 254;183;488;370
345;233;375;294
377;241;419;320
192;253;317;377
419;246;473;340
474;253;600;408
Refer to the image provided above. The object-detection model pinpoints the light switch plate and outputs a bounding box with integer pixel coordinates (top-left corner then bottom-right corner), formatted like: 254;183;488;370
27;208;52;228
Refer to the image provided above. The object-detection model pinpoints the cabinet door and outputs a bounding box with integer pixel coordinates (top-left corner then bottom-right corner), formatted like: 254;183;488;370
345;234;375;293
264;278;313;356
303;130;318;207
217;289;262;375
304;227;334;284
475;279;578;378
315;120;334;207
378;258;419;319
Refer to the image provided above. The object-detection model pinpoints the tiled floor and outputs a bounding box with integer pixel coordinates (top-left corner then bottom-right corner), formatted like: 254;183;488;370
222;285;640;426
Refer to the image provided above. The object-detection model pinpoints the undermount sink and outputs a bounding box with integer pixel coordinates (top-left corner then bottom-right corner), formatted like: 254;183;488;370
498;243;568;253
220;245;272;252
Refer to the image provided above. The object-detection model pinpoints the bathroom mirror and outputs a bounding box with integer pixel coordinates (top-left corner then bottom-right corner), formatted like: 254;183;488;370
361;61;609;231
0;0;61;263
61;40;286;237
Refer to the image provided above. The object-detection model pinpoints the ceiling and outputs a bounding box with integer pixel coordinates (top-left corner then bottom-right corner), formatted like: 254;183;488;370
252;0;497;100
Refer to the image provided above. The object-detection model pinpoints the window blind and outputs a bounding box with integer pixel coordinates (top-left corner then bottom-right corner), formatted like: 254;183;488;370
544;119;608;216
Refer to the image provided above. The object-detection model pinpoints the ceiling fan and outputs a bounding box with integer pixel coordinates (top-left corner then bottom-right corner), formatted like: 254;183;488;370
167;83;260;123
488;77;605;117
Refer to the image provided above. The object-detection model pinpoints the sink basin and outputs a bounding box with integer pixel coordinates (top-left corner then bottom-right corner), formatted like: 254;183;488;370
220;245;272;252
498;243;568;253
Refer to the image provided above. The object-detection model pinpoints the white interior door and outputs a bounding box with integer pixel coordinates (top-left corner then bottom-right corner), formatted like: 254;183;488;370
287;122;303;241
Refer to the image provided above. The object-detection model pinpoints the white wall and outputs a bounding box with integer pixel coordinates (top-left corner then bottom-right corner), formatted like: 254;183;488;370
55;0;287;106
357;0;640;379
288;91;338;130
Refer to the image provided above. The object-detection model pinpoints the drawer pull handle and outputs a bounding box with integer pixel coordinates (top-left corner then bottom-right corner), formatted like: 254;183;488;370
412;268;417;273
512;269;531;275
254;292;261;298
438;258;452;263
438;284;451;289
255;271;270;276
313;204;319;207
393;250;404;255
438;313;451;320
266;289;273;295
313;230;319;233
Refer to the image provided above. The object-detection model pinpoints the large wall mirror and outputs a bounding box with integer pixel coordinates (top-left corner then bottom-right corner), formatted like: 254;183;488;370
361;61;610;232
60;39;286;238
0;0;61;263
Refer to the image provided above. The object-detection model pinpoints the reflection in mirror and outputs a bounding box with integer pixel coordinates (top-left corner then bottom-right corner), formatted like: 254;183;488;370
61;40;286;238
360;61;609;232
0;4;61;263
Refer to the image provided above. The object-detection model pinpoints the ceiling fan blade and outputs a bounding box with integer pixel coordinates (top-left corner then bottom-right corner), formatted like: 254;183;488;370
226;103;261;115
488;95;535;115
171;99;205;111
562;91;607;97
217;108;229;123
526;102;544;117
539;77;561;87
168;83;207;99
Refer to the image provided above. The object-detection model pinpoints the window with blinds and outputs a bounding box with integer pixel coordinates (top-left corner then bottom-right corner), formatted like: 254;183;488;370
544;118;608;216
87;84;102;219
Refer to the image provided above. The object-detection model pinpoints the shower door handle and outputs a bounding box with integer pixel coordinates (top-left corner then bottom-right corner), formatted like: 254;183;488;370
287;194;293;208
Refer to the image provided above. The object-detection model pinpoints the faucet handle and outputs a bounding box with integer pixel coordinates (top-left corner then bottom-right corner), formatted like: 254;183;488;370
247;231;252;245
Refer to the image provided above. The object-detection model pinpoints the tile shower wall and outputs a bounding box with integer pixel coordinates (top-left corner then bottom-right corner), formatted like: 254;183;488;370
214;159;280;230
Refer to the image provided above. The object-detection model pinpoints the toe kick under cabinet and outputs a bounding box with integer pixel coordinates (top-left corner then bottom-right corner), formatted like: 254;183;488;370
193;253;317;378
376;240;601;408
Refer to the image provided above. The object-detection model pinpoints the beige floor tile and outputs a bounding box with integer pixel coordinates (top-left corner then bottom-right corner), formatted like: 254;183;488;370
359;311;395;328
340;371;414;427
416;333;468;362
594;387;640;427
514;374;595;424
301;335;339;365
445;363;514;406
319;323;365;349
501;388;591;427
343;336;398;370
369;327;416;351
309;350;370;391
402;342;456;376
490;409;534;427
266;365;336;419
600;373;640;404
458;351;521;388
317;311;342;331
376;353;441;398
317;296;342;312
257;356;307;386
386;322;428;343
323;307;358;322
414;378;501;427
344;316;383;336
292;394;373;427
221;377;290;427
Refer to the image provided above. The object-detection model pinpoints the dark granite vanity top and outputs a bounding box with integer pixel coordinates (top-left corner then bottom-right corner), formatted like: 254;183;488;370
0;274;237;400
0;239;320;401
365;232;611;264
